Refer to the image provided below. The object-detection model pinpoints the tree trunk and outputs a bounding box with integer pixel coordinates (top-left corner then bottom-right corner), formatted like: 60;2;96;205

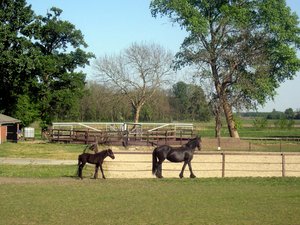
222;97;240;138
133;104;142;124
215;108;222;138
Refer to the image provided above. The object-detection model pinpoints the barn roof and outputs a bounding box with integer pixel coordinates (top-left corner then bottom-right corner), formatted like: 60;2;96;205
0;114;21;125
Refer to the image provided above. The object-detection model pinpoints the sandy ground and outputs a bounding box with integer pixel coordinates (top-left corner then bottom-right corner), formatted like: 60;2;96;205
1;151;300;179
103;152;300;178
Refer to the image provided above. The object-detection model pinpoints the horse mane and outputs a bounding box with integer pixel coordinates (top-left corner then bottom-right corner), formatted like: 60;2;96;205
185;136;201;149
94;149;110;156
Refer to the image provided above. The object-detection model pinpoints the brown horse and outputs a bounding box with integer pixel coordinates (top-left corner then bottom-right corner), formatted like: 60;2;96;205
78;149;115;179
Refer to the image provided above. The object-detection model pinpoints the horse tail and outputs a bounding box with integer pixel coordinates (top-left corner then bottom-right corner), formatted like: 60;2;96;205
152;148;158;175
78;154;82;166
77;154;82;177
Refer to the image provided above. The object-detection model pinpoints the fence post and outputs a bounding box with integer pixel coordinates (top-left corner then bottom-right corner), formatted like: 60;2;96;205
222;153;225;178
281;153;285;177
146;132;149;145
70;130;73;142
165;131;168;144
85;130;89;144
280;140;282;152
180;131;183;145
57;129;60;142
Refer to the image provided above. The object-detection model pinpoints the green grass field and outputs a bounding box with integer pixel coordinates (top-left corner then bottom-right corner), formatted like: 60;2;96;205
0;142;84;159
0;177;299;225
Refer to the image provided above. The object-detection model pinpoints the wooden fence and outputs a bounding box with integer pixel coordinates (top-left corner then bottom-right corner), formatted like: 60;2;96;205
97;151;300;178
48;129;194;146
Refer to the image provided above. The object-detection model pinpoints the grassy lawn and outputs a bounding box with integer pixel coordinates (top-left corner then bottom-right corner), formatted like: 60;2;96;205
0;142;84;159
0;177;299;225
0;164;77;178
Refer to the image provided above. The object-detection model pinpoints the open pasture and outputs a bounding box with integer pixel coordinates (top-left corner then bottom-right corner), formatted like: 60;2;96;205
0;177;299;225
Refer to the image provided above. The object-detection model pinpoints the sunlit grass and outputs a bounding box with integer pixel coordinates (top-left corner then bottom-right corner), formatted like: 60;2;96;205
0;177;299;225
0;142;84;159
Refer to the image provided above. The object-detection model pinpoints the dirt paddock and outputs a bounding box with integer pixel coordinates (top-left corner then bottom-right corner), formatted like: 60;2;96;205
99;150;300;178
1;149;300;179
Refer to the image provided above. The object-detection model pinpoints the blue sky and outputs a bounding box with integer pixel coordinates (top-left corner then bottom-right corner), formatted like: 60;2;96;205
27;0;300;112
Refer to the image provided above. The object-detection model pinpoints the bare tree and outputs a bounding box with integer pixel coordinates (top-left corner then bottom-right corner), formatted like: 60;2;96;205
94;42;174;123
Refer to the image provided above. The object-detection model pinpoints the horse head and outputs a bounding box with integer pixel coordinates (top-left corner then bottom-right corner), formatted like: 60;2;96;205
107;149;115;159
187;136;201;151
195;136;202;151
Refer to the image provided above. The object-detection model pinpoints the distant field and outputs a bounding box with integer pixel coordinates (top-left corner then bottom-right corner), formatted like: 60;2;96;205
0;177;299;225
195;119;300;138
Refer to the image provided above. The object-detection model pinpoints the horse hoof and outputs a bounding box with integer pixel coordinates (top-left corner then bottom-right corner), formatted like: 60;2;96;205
190;174;196;178
179;174;183;179
155;173;163;178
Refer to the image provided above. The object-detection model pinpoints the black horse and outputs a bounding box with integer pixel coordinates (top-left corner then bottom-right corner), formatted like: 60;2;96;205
78;149;115;179
152;136;201;179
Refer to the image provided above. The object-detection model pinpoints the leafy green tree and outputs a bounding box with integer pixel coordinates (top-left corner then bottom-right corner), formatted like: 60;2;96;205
13;95;39;127
172;81;189;118
171;81;211;121
0;0;37;115
151;0;300;138
30;7;94;128
0;2;94;128
284;108;294;119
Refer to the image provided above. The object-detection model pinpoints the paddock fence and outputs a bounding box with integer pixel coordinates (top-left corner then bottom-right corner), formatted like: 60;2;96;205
97;151;300;178
47;122;195;146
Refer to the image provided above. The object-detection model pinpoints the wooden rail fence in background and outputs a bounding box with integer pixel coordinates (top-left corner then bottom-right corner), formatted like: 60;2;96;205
47;129;194;146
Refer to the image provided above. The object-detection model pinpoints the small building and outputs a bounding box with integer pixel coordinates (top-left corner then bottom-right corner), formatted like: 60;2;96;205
0;114;21;144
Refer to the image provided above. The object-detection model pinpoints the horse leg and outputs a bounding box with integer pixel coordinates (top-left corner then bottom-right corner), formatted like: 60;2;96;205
78;162;85;179
188;161;196;178
179;161;188;178
156;161;164;178
94;164;99;179
99;163;106;179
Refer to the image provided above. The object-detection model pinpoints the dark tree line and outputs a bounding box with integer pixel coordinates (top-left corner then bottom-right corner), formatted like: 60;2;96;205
242;108;300;120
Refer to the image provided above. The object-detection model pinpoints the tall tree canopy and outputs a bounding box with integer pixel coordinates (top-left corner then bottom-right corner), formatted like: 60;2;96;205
0;0;94;127
151;0;300;138
0;0;37;118
30;7;94;128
